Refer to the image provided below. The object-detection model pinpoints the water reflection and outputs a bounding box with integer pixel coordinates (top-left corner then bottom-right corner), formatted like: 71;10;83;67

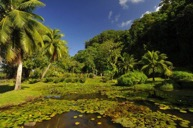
25;111;123;128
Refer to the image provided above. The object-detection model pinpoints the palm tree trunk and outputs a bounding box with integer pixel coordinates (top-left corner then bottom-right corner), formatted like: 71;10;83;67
152;68;155;82
15;59;22;90
41;63;52;79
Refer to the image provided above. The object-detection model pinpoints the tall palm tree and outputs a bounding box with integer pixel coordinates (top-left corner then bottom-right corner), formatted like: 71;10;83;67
0;0;48;90
41;29;68;79
140;50;172;81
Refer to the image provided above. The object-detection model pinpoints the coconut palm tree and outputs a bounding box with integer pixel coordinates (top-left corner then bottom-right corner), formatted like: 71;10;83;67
120;53;137;74
0;0;48;90
41;29;68;79
140;50;173;81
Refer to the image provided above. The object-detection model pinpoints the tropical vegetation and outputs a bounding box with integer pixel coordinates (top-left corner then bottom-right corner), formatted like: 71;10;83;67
0;0;193;128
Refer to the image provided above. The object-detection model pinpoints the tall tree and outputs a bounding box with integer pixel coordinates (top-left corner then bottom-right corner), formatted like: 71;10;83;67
0;0;48;90
41;29;68;79
140;51;172;81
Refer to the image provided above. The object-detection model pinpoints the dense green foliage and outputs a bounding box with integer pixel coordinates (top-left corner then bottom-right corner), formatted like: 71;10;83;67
171;71;193;81
129;0;193;68
117;71;147;86
76;0;193;76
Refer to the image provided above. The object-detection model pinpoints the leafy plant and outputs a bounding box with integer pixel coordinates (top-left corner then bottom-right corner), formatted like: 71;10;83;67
117;71;147;86
171;71;193;81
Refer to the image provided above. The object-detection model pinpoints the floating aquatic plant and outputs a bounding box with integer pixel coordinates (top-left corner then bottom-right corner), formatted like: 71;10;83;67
91;118;95;121
97;122;102;125
75;122;80;125
78;114;83;117
97;116;102;119
179;109;187;113
73;116;78;119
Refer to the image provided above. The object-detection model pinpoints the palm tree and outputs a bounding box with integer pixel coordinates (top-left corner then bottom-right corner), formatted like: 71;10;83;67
140;50;172;81
41;29;68;79
0;0;48;90
120;53;137;74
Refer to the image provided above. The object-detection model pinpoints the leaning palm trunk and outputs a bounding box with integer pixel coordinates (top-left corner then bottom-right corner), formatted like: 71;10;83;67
15;60;22;90
41;63;52;79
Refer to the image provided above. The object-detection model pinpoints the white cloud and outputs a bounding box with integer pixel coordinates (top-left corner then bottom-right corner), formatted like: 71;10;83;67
119;0;144;9
120;20;132;28
130;0;144;3
109;14;120;23
140;11;151;18
119;0;129;9
114;15;120;22
108;11;113;19
154;6;161;12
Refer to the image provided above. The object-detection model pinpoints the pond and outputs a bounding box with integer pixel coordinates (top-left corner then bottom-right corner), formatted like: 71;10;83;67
24;89;193;128
25;111;123;128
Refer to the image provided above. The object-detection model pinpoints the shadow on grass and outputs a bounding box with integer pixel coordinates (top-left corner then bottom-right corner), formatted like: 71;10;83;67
0;85;14;93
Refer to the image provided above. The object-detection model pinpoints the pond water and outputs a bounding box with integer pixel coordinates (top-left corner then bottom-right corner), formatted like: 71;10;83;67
26;89;193;128
25;111;123;128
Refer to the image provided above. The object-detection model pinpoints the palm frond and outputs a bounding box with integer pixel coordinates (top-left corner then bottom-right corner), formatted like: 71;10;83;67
18;0;45;10
9;10;27;28
20;30;34;54
5;45;17;62
0;17;12;44
29;13;44;21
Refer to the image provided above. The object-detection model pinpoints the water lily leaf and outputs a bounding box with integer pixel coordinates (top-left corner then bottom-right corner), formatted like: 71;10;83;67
75;122;80;125
97;122;102;125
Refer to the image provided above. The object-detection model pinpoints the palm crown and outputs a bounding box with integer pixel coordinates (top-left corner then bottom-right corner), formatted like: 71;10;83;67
0;0;48;90
140;50;173;81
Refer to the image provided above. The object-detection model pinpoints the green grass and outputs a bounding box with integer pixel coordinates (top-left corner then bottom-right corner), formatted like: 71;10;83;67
134;84;154;91
0;82;49;108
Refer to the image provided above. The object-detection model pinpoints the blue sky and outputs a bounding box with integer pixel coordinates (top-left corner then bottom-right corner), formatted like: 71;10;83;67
35;0;161;56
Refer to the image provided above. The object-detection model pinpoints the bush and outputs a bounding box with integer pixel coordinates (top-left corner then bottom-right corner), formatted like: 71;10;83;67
79;77;86;83
160;83;174;91
0;72;6;79
117;71;148;86
88;73;95;78
29;68;42;78
171;71;193;81
28;79;39;84
42;77;54;83
101;76;110;83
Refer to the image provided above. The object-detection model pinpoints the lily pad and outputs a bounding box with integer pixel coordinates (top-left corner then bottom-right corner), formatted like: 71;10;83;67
97;122;102;125
179;110;187;113
75;122;80;125
97;116;102;119
73;116;78;119
91;118;95;121
188;108;193;113
78;114;83;117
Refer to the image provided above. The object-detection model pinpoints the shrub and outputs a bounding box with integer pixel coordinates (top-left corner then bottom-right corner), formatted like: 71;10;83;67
42;77;54;83
160;83;174;91
29;68;42;78
65;78;72;83
101;76;110;83
171;71;193;81
0;72;6;79
79;77;86;83
28;79;39;84
88;73;95;78
117;71;147;86
65;77;79;83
